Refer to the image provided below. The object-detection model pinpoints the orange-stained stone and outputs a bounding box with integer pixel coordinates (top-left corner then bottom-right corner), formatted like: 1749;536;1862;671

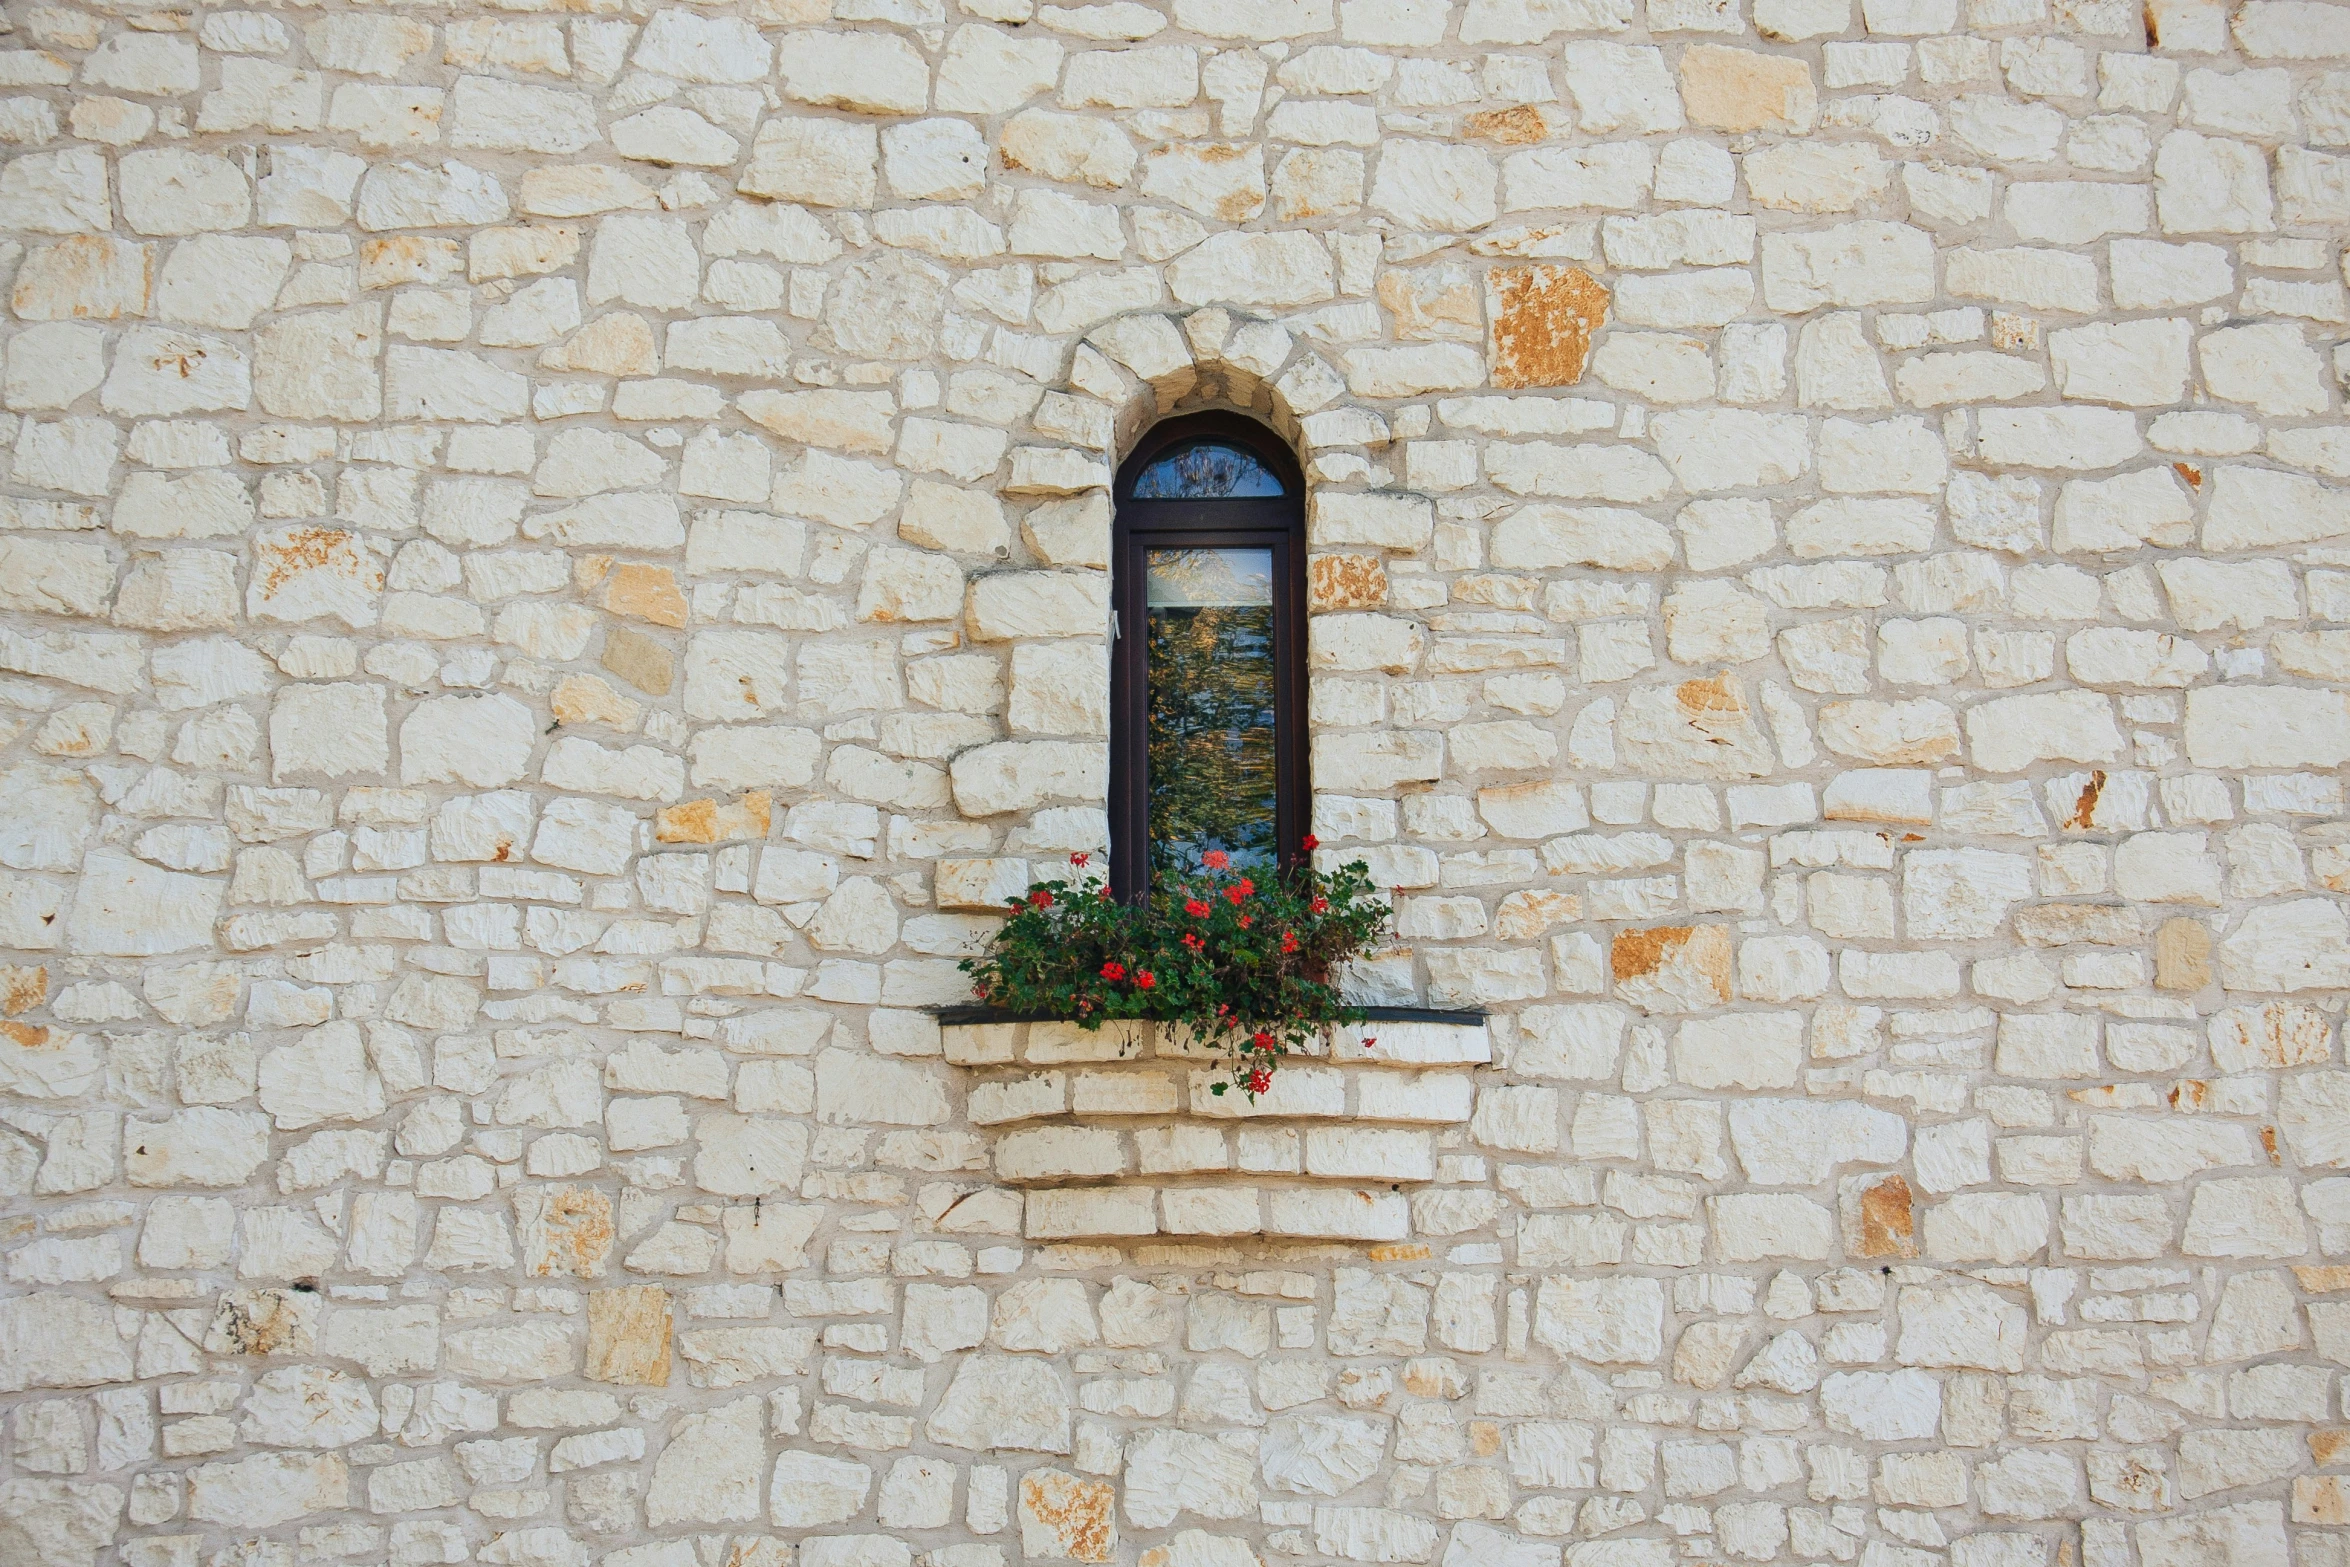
1019;1469;1116;1563
585;1285;671;1386
1199;142;1266;223
2298;1266;2350;1292
2096;1452;2169;1510
1365;1243;1430;1262
551;673;643;731
36;707;111;756
1678;45;1818;133
1612;924;1732;1009
1309;553;1388;611
1991;312;2039;352
0;966;45;1016
722;1542;792;1567
541;311;660;376
1614;926;1681;981
656;791;771;845
358;234;460;289
2061;769;2105;829
1465;104;1551;144
1676;674;1746;720
1403;1360;1463;1398
1494;889;1581;941
257;527;373;599
1377;264;1482;341
0;1021;48;1049
2210;999;2329;1066
2314;1430;2350;1465
1487;265;1609;389
521;1185;614;1279
10;234;151;320
603;563;687;627
2297;1476;2350;1525
1857;1174;1916;1258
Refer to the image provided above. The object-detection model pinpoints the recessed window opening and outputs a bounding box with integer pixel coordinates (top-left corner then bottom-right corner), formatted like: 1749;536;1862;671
1109;412;1308;902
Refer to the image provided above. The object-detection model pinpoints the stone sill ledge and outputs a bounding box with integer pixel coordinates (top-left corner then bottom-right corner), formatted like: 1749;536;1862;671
935;1009;1492;1071
931;1004;1491;1027
1025;1183;1414;1244
938;1010;1491;1239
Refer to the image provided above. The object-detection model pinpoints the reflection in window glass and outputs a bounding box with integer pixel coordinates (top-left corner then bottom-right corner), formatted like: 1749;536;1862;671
1131;440;1286;499
1145;548;1277;877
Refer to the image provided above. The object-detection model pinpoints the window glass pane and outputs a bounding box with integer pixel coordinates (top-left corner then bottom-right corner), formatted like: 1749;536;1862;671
1146;547;1273;608
1145;547;1277;877
1131;440;1286;499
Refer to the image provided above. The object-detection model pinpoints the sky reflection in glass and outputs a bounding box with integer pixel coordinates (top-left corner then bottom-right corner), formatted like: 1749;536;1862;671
1131;441;1286;499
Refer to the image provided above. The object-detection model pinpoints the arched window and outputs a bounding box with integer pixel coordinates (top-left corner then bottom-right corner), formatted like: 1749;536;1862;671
1110;412;1308;901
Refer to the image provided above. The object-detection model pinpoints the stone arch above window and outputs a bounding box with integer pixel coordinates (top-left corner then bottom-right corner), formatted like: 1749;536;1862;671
995;309;1358;504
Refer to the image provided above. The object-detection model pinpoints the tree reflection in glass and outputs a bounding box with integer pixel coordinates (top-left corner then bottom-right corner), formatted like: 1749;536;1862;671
1145;547;1277;878
1131;441;1286;499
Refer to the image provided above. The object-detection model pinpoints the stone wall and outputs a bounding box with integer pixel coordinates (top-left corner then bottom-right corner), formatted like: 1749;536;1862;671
3;1;2350;1566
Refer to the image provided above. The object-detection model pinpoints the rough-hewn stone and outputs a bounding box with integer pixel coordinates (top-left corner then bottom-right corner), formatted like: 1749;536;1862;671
0;11;2342;1567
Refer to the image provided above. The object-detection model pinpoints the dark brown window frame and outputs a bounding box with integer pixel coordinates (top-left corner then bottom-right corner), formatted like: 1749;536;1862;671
1108;411;1310;904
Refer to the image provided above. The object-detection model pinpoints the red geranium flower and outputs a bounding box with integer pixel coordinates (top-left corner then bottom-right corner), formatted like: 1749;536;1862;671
1251;1031;1275;1052
1224;885;1247;904
1069;852;1089;867
1311;896;1328;913
1281;930;1299;953
1100;961;1125;981
1134;970;1155;989
1246;1065;1271;1095
1181;932;1204;950
1203;849;1229;870
1301;834;1319;851
1029;889;1053;908
1185;899;1211;918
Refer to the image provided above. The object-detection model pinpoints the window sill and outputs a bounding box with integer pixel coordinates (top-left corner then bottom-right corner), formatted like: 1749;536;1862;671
930;1003;1489;1027
935;1008;1491;1244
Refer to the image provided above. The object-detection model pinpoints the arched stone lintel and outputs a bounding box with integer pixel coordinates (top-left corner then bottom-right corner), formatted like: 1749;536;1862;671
1074;308;1350;484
